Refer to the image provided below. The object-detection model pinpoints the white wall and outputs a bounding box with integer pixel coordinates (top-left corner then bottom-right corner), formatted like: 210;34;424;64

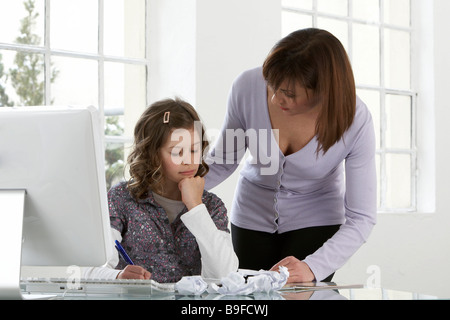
147;0;197;104
150;0;450;298
433;0;450;297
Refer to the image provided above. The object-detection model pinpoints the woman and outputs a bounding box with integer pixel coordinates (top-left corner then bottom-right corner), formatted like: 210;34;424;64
205;28;377;283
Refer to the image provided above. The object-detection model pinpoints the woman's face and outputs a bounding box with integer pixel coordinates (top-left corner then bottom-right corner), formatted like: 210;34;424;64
270;80;319;115
159;126;202;186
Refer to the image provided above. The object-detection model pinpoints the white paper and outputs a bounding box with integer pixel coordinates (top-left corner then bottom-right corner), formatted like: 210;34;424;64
175;276;208;295
208;267;289;295
174;267;289;296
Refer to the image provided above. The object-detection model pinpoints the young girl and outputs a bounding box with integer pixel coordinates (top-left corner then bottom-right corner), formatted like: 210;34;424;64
84;98;238;283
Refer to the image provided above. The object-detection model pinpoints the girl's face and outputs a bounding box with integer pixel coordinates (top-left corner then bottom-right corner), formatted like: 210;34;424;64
159;126;202;186
269;80;319;115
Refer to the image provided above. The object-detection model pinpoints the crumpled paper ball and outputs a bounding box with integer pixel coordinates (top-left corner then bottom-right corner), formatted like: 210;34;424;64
175;276;208;295
174;266;289;296
208;266;289;295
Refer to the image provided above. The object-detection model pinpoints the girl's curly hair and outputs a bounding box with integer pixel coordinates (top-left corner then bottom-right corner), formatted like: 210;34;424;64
127;98;209;200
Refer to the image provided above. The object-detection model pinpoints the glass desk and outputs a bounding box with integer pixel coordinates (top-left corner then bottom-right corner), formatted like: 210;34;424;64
20;280;443;300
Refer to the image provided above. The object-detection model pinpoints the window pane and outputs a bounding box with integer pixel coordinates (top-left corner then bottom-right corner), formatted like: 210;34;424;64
317;0;348;16
384;29;410;90
386;94;412;149
105;62;146;136
105;140;125;190
386;153;411;208
282;11;313;37
0;0;45;46
104;0;146;58
282;0;313;10
317;18;348;51
384;0;411;27
353;0;380;22
105;62;126;111
353;23;380;86
51;56;98;106
50;0;98;53
1;50;45;106
357;89;381;149
0;50;17;106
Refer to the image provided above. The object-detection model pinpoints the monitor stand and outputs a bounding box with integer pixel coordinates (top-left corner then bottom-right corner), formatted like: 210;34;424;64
0;190;26;299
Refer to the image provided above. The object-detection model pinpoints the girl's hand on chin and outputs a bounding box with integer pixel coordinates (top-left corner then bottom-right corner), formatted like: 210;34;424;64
178;176;204;210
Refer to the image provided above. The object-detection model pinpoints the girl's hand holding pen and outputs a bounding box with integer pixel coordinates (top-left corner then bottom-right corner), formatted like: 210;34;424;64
117;265;151;280
114;240;151;280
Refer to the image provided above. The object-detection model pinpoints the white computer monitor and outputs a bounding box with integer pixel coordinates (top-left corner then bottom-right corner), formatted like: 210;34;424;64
0;106;113;298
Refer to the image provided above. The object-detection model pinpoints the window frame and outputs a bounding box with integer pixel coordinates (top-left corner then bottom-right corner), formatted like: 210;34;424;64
0;0;150;144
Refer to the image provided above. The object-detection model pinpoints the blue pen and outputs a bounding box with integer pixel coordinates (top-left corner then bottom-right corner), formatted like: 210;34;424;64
114;240;134;265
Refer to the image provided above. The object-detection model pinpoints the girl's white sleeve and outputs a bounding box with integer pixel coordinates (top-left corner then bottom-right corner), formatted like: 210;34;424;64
82;228;122;280
181;204;239;280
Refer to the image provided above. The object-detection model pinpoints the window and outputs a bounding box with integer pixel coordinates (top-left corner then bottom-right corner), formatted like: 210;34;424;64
0;0;149;189
282;0;419;212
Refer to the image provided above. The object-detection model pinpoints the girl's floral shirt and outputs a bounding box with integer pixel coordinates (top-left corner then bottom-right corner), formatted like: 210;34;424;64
108;181;229;283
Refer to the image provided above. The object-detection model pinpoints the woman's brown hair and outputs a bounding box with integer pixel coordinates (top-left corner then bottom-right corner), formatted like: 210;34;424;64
262;28;356;155
127;98;209;200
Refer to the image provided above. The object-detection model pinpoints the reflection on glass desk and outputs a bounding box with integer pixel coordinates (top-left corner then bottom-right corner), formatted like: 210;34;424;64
20;278;442;300
281;285;440;300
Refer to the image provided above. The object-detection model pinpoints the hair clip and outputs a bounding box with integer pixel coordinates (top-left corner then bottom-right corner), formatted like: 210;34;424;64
163;111;170;124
